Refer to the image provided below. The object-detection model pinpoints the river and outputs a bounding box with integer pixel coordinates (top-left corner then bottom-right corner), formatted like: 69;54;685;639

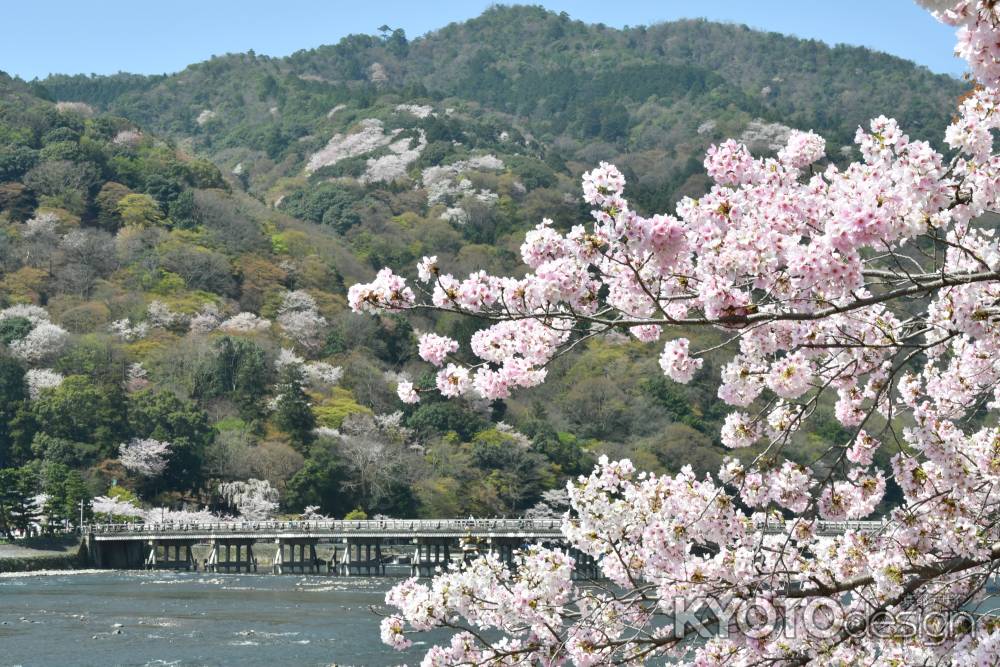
0;570;451;667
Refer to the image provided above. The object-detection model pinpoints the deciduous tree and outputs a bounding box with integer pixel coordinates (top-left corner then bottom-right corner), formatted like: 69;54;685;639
353;4;1000;663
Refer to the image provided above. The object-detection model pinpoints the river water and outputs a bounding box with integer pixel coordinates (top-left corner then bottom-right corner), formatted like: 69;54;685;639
0;570;451;667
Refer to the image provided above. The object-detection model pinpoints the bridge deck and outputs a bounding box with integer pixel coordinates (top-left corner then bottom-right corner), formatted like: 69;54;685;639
87;518;566;541
85;518;885;542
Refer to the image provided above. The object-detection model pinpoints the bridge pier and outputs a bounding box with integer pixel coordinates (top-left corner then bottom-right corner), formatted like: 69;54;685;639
88;537;147;569
486;537;522;569
145;540;197;571
207;539;257;573
272;538;320;574
338;538;385;576
411;537;453;577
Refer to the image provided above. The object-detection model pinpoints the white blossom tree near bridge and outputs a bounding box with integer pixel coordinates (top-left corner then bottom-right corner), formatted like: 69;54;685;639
350;2;1000;664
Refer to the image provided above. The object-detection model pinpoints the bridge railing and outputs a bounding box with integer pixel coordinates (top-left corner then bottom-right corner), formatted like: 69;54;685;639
85;517;886;537
84;518;567;536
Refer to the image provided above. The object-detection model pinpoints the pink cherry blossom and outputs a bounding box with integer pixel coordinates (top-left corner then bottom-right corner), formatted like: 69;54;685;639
777;129;826;169
119;438;171;477
396;380;419;404
658;337;702;382
348;5;1000;663
435;363;471;397
417;333;459;367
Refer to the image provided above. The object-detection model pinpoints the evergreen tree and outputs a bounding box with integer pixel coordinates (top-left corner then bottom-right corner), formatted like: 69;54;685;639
273;365;315;450
1;467;39;535
194;337;270;420
0;358;26;468
36;463;91;531
41;462;70;531
0;468;17;537
61;471;92;530
128;390;213;491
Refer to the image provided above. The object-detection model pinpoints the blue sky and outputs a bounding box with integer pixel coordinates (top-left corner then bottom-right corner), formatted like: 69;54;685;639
1;1;963;80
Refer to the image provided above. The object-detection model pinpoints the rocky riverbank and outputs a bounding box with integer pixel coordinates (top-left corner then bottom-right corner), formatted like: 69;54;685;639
0;536;85;573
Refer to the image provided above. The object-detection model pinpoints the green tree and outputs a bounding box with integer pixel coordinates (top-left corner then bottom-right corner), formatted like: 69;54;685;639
30;432;100;467
470;430;549;512
194;337;271;420
530;430;593;477
31;376;128;458
0;357;27;468
0;145;39;181
0;467;39;535
406;401;488;440
278;183;361;232
0;317;34;345
273;365;315;450
41;462;69;531
128;390;214;491
39;462;89;530
116;193;165;228
283;442;354;515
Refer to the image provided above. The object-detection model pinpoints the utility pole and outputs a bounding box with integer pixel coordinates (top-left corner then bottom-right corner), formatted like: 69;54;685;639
79;499;84;534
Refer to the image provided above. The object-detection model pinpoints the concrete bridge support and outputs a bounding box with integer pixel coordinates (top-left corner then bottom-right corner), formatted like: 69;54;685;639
411;537;453;577
487;537;522;569
207;539;257;573
86;537;146;569
338;538;385;576
272;538;320;574
144;540;197;571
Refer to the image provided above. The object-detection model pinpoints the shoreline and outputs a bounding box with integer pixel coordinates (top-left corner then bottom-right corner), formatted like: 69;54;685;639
0;536;86;573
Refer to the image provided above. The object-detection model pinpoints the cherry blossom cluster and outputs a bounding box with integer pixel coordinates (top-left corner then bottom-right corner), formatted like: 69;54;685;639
0;305;70;364
24;368;64;399
119;438;172;477
218;312;271;333
91;495;145;519
276;290;328;351
146;300;184;329
921;0;1000;85
217;478;279;520
188;304;223;334
352;2;1000;663
109;318;149;342
275;347;342;387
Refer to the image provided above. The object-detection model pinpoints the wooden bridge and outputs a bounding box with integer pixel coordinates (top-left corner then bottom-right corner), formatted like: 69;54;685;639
81;518;595;576
81;518;883;576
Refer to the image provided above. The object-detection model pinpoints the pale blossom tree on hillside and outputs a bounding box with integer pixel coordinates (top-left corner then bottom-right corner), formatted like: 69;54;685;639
146;300;184;329
0;303;50;326
275;347;343;388
333;412;416;510
0;306;69;364
24;368;64;399
217;478;279;520
109;318;148;342
218;312;271;334
300;505;329;520
189;304;222;333
144;507;220;524
92;495;145;520
119;438;172;477
9;322;70;363
277;290;328;351
350;3;1000;664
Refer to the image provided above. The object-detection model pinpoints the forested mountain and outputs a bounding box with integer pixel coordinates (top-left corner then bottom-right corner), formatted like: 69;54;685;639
0;6;966;528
